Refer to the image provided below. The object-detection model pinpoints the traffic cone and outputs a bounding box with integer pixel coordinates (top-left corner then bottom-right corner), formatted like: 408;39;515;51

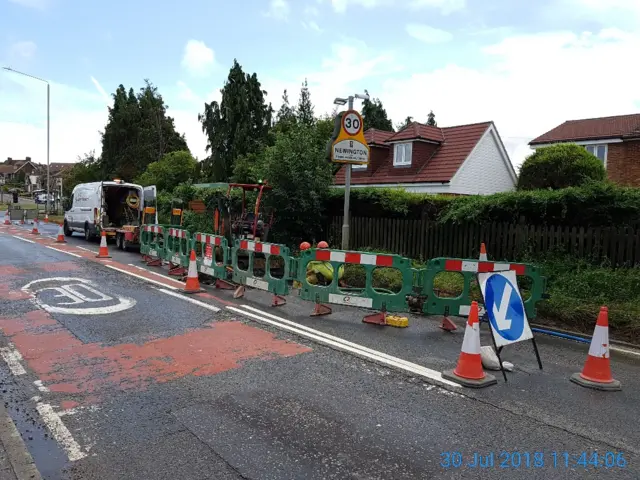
182;249;203;294
442;301;497;388
479;243;488;261
30;220;40;235
95;231;111;258
56;223;66;243
3;210;10;225
44;213;49;223
571;307;621;391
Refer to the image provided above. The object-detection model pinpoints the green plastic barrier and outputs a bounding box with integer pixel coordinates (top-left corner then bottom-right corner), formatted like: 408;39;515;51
419;257;547;319
140;224;166;266
164;227;192;269
232;239;293;296
193;232;230;280
297;248;414;313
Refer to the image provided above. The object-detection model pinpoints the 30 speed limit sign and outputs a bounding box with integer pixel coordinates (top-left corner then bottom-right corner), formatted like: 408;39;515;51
342;111;363;136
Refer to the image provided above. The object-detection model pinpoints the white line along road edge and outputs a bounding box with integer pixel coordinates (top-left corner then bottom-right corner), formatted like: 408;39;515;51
228;305;461;388
0;343;27;376
158;288;220;312
104;264;181;290
36;403;87;462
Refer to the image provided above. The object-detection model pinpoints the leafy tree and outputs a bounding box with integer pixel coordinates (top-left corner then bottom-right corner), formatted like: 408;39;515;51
275;90;296;129
517;143;607;191
199;59;273;182
362;98;393;131
396;116;413;131
136;150;198;192
62;151;102;197
297;79;314;127
256;122;333;245
100;81;188;182
426;110;437;127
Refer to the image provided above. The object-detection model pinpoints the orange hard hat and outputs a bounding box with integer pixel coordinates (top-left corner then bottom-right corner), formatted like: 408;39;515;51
300;241;311;251
317;241;329;248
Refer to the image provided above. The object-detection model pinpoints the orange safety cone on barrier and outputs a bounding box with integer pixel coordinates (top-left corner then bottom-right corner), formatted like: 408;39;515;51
442;301;497;388
95;231;111;258
182;249;204;294
30;220;40;235
479;243;488;261
56;223;66;243
570;307;621;391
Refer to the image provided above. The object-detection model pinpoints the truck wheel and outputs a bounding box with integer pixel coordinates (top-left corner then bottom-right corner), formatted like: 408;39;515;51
63;221;72;237
84;223;96;242
122;239;130;252
115;233;123;250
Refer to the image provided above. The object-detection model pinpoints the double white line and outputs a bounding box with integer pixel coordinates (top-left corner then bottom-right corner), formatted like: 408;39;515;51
227;304;461;388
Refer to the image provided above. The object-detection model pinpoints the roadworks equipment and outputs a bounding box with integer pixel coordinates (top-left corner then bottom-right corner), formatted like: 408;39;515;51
56;224;66;243
571;306;621;391
96;231;111;258
182;249;204;294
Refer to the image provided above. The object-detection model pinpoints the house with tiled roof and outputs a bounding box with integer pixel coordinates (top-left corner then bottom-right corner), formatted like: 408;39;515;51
0;157;41;192
333;121;517;195
529;113;640;187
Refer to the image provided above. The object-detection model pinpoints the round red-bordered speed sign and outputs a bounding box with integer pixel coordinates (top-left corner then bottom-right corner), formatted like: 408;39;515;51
341;110;363;136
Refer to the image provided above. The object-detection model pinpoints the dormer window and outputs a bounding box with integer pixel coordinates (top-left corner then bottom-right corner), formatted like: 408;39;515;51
393;142;412;166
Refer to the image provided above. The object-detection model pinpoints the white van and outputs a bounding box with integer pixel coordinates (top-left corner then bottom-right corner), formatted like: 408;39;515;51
64;180;157;242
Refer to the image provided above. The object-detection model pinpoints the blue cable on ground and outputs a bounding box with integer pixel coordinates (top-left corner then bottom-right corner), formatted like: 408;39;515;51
531;327;590;344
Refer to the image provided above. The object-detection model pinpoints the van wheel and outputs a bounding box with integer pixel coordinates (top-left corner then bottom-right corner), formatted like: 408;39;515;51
63;221;72;237
116;233;124;250
84;224;94;242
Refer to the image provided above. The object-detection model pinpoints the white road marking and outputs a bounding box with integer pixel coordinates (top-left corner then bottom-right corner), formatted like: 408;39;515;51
75;246;98;254
157;288;220;312
35;402;87;462
105;264;180;290
12;235;35;244
227;306;461;388
0;344;26;376
610;345;640;357
128;264;182;282
34;380;50;393
46;246;83;258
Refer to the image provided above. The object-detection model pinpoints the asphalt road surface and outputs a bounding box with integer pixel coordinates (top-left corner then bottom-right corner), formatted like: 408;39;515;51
1;216;639;479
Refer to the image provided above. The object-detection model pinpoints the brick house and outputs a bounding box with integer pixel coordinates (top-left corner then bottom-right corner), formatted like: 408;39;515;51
528;113;640;187
333;121;517;195
0;157;41;192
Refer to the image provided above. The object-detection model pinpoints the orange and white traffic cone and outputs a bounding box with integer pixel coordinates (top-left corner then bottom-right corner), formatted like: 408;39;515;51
479;243;488;261
30;220;40;235
182;249;203;294
3;210;10;225
571;307;621;391
442;301;497;388
95;231;111;258
44;213;49;223
56;223;66;243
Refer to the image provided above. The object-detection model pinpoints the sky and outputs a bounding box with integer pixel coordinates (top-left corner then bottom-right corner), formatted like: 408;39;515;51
0;0;639;172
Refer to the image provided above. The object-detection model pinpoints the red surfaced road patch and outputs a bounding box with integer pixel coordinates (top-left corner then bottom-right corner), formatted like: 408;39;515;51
0;309;311;406
0;265;25;276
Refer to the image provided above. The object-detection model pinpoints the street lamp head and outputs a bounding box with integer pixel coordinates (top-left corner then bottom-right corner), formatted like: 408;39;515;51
333;97;348;106
354;92;370;101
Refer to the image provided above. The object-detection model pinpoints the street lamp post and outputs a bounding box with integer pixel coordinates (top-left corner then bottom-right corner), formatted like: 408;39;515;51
2;67;50;215
333;92;369;250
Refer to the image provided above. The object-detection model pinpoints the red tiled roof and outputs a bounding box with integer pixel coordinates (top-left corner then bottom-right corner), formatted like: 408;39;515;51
529;113;640;145
0;165;15;174
364;129;394;146
334;121;492;185
386;122;444;143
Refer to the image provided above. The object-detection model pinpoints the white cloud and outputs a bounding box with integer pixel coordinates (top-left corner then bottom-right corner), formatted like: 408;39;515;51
8;0;48;9
325;0;465;14
405;24;453;44
408;0;466;14
180;40;215;78
90;76;110;106
302;21;323;33
266;0;290;20
7;41;37;60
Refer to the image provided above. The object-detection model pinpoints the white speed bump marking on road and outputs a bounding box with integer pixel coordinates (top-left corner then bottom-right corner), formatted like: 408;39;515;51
0;343;27;376
22;277;136;315
227;305;461;388
35;402;87;462
157;288;220;312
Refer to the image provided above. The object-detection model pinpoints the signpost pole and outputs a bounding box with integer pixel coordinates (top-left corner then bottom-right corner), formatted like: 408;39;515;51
341;96;354;251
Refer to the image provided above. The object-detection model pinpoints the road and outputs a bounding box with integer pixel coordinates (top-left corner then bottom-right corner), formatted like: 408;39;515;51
1;216;639;479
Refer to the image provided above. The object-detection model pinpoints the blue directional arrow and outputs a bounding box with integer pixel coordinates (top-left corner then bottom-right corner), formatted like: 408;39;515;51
484;273;526;342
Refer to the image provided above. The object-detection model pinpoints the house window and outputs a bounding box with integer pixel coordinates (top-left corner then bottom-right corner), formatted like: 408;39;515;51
584;144;607;163
393;142;412;166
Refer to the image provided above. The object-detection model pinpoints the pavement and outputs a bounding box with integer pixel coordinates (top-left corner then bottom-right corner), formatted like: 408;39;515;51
1;215;640;479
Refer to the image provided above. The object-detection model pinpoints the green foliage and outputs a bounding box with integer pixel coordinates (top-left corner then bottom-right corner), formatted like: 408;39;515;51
198;59;273;181
361;98;394;132
101;80;189;181
440;181;640;226
517;143;606;191
296;79;314;127
62;151;102;197
426;110;437;127
395;116;413;131
273;89;297;135
257;122;333;245
135;150;198;192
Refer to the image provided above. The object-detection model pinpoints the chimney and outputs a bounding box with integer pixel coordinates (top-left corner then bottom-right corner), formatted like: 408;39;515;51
7;157;11;161
25;156;31;161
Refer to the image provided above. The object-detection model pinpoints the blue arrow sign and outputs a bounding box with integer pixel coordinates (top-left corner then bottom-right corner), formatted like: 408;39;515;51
484;273;528;342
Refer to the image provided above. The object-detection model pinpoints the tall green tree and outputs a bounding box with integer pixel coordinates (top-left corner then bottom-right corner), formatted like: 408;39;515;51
100;80;188;181
296;79;314;127
135;150;198;192
361;98;393;131
62;151;102;197
199;59;273;181
396;116;414;131
426;110;437;126
273;89;297;134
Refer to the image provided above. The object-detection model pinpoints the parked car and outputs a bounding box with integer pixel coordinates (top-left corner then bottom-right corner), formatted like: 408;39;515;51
35;193;54;204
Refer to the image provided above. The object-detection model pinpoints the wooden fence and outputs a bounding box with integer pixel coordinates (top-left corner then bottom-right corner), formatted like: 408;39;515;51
326;216;640;267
